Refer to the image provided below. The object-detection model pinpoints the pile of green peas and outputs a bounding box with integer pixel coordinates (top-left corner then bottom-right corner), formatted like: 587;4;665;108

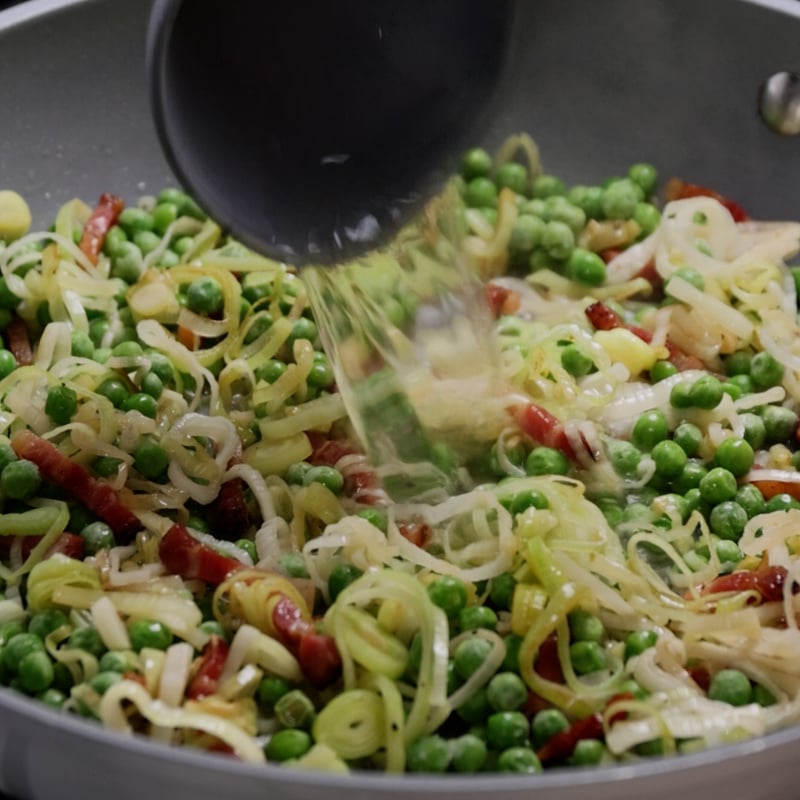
597;343;798;571
459;147;661;285
0;611;175;712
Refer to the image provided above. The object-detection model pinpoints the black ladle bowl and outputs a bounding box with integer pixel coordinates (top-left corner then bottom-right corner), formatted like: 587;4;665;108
147;0;514;265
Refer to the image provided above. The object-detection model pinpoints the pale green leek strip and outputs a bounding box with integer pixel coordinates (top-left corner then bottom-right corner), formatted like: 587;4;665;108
26;554;101;611
99;680;265;764
258;393;346;441
518;537;594;716
361;673;406;773
243;433;312;477
554;617;625;701
50;585;205;648
337;605;409;680
312;689;385;761
0;501;70;584
328;570;450;744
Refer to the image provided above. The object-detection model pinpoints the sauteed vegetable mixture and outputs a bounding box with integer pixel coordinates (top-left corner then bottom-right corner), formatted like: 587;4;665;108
0;135;799;774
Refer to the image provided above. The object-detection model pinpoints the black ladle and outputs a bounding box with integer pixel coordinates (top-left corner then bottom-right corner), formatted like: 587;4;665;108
146;0;515;266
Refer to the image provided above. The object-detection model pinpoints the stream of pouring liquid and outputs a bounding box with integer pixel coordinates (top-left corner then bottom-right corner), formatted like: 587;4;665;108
302;183;507;501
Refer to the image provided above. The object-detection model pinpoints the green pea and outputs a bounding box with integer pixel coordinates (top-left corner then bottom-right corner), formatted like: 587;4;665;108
750;351;784;389
708;668;752;706
601;179;639;219
526;446;570;477
461;148;493;181
306;360;334;389
632;409;669;451
735;484;765;518
531;708;569;748
450;733;488;773
714;437;754;477
765;493;800;513
118;207;154;234
486;672;528;712
496;163;528;195
672;460;708;495
96;378;129;408
70;331;95;359
274;689;315;729
567;185;604;219
453;637;492;680
753;684;777;708
651;360;679;383
17;649;54;694
128;619;173;652
543;196;586;234
133;230;161;256
28;609;68;641
92;456;122;479
152;202;179;236
284;461;311;485
558;342;593;377
570;640;606;675
79;521;116;555
122;392;158;419
624;629;658;659
672;422;703;458
633;202;661;237
138;371;164;400
570;738;605;766
494;746;541;773
669;380;694;409
265;729;312;762
44;384;78;425
531;174;566;199
255;358;287;385
568;609;604;643
406;735;450;773
651;439;688;479
133;439;170;480
736;413;765;450
508;490;549;517
465;177;498;209
689;375;724;409
0;444;16;475
699;467;738;505
354;507;387;532
110;241;143;283
302;464;343;494
427;576;468;618
487;710;530;750
278;551;309;579
328;563;363;601
459;606;498;632
488;573;517;612
729;373;754;396
1;459;40;500
287;317;317;348
760;405;798;443
0;619;26;646
258;674;292;708
186;277;224;316
724;350;753;376
715;538;742;565
565;247;605;286
3;633;45;673
541;220;575;260
606;438;642;478
0;349;16;379
99;650;140;674
86;671;122;698
509;214;545;255
628;163;658;195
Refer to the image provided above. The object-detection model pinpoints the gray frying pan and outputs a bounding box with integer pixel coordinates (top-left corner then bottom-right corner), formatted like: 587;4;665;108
0;1;799;799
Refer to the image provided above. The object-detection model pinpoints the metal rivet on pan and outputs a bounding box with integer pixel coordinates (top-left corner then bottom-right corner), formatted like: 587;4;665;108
758;71;800;136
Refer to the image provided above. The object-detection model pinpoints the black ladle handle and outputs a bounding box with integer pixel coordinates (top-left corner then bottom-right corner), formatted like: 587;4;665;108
147;0;514;265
